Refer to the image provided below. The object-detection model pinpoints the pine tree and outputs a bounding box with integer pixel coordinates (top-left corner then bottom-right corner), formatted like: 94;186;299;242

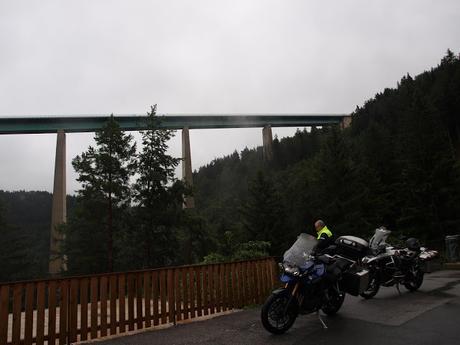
131;106;186;267
241;171;285;255
66;115;136;273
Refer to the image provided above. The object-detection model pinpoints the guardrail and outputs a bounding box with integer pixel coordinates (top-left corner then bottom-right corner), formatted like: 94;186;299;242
0;257;277;345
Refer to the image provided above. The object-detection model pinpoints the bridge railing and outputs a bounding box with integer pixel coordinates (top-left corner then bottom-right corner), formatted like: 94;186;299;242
0;257;278;345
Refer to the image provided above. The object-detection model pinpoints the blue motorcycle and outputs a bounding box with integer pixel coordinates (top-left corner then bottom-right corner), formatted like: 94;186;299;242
261;233;365;334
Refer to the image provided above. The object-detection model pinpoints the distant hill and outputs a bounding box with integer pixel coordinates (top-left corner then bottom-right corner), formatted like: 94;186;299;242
0;191;76;281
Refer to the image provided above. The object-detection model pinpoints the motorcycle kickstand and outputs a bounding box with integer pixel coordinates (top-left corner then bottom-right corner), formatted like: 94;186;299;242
395;283;402;296
316;311;328;329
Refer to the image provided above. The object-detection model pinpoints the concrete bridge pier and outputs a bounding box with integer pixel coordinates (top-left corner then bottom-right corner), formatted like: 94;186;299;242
340;115;352;129
262;125;273;161
182;127;195;208
49;130;67;275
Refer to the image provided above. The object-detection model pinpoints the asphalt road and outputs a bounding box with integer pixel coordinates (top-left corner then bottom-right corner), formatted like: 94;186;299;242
91;270;460;345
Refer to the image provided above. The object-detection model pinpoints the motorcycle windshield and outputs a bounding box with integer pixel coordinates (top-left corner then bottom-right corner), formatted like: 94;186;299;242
369;227;391;249
283;233;318;268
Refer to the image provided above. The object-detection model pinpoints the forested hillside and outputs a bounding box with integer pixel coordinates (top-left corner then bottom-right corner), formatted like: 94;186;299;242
194;50;460;259
0;51;459;281
0;191;76;281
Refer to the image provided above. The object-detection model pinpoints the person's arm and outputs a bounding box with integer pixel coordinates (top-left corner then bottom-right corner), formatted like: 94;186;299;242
316;233;331;250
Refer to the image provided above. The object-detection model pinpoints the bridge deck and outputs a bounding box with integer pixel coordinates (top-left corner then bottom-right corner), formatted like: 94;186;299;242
0;114;346;134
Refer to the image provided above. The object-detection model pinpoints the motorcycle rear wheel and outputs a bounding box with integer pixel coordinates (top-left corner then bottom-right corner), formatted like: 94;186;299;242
261;293;298;334
404;268;424;291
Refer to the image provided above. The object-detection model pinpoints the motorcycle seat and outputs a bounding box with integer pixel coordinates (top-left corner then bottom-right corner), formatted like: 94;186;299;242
326;257;352;277
317;255;333;264
335;258;352;271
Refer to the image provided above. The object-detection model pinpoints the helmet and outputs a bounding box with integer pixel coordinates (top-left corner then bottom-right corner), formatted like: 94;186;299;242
406;238;420;251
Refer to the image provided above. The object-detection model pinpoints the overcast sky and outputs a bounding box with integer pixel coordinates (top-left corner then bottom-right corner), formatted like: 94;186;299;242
0;0;459;193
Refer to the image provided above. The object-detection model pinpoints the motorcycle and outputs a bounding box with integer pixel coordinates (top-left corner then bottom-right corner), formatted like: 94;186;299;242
261;233;369;334
359;227;438;299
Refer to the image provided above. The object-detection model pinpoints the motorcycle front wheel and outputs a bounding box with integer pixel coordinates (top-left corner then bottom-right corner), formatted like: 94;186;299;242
261;292;298;334
360;273;380;299
322;287;346;315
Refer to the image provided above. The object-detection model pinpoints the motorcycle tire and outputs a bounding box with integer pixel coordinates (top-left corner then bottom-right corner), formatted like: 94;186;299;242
261;292;298;334
321;287;346;315
360;273;380;299
404;269;424;292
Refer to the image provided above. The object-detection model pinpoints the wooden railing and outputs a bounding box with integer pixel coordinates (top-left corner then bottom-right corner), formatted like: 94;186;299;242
0;257;277;345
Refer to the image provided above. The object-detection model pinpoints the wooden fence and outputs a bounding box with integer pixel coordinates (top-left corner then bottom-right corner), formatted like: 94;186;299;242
0;257;277;345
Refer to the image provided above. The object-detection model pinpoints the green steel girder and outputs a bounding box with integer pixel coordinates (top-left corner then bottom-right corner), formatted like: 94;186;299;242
0;114;347;134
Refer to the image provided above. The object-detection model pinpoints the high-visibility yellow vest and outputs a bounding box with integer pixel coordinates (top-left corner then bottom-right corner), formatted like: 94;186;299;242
317;226;332;240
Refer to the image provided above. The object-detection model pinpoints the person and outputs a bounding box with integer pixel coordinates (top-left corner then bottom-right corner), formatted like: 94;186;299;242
314;219;334;251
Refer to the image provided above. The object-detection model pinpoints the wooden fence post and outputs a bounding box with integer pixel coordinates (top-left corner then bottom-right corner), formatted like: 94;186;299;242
80;278;89;341
168;269;175;324
58;280;68;345
119;274;126;333
36;282;46;345
0;285;9;345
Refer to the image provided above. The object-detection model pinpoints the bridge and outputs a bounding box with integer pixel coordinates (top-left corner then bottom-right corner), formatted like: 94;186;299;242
0;114;347;133
0;113;351;274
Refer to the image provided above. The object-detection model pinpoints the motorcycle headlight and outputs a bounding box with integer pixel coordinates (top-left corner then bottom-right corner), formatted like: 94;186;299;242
284;264;300;276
